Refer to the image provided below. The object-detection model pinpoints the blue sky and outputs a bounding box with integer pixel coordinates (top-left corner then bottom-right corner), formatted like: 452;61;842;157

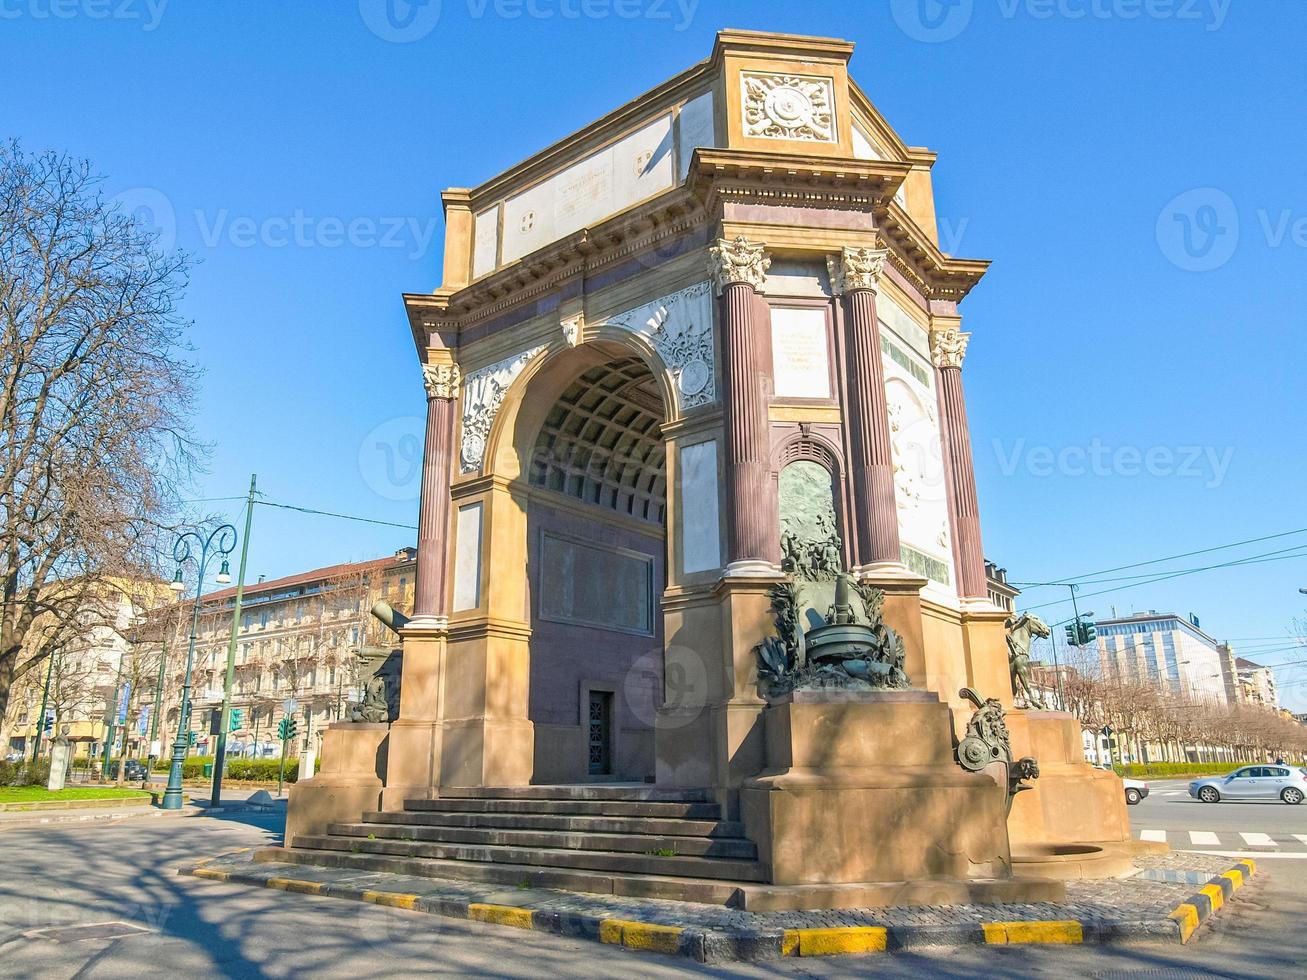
5;1;1306;706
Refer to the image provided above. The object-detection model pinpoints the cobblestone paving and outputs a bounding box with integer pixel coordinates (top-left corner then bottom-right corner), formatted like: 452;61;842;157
190;849;1234;936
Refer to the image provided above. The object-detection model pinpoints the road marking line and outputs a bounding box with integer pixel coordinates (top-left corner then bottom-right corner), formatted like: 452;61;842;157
1189;831;1220;846
1139;829;1167;843
1178;849;1307;860
1239;832;1275;847
1294;835;1307;846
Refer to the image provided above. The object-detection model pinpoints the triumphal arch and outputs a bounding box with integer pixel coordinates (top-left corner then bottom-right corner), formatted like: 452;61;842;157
276;30;1139;909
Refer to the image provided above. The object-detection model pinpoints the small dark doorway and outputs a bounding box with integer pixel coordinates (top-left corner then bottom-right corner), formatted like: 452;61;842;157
587;690;613;776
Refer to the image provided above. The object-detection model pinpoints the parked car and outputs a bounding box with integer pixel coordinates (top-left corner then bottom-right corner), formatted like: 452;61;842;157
1123;777;1148;805
1189;765;1307;804
106;758;148;781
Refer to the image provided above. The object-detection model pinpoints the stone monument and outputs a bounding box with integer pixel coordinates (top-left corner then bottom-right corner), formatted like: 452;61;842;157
277;28;1133;906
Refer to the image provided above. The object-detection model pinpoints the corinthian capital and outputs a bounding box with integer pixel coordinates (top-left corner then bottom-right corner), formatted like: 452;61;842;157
827;246;887;295
707;236;770;295
929;327;971;370
422;361;462;400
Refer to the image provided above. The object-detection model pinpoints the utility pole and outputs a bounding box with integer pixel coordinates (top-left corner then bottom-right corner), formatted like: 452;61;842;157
31;650;56;763
212;474;257;808
149;622;170;763
101;650;125;781
1048;627;1065;711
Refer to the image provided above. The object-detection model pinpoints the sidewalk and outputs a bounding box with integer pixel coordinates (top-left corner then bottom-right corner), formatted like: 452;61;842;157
0;792;284;831
179;849;1260;963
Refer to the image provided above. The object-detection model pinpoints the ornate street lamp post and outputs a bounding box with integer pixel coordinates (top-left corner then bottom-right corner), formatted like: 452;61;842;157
161;523;236;810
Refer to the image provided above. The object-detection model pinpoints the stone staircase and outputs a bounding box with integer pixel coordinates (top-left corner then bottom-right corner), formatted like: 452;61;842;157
256;785;767;906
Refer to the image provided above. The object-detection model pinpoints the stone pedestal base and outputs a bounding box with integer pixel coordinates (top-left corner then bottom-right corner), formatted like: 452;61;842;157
741;691;1061;903
1007;710;1150;879
285;723;388;843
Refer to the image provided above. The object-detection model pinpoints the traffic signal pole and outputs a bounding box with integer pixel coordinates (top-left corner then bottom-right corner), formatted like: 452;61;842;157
32;650;55;763
212;475;257;809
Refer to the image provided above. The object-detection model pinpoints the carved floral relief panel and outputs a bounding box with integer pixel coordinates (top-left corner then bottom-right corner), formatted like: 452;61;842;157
740;72;836;143
460;346;546;473
603;281;717;413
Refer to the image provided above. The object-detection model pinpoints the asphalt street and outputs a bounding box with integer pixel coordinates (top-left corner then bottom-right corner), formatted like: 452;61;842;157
0;802;1303;978
1128;777;1307;859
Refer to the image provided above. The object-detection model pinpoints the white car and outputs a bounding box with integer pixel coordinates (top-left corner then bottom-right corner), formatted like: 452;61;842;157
1123;777;1148;805
1189;765;1307;804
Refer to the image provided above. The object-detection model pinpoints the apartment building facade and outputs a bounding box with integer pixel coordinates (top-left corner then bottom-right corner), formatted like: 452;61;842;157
1094;610;1229;704
162;547;416;758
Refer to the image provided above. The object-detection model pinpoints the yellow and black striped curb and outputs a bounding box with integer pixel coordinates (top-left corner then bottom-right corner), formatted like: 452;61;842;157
1169;859;1256;944
178;859;1256;963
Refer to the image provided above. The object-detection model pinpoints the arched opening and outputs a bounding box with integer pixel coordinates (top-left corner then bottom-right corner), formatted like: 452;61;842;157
519;350;668;783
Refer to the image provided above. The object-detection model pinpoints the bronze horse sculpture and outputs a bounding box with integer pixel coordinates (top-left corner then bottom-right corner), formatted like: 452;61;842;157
1006;611;1051;708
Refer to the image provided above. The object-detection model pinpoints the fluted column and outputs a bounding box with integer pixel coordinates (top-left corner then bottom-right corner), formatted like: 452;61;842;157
412;360;461;625
708;236;778;574
829;246;901;571
931;327;986;598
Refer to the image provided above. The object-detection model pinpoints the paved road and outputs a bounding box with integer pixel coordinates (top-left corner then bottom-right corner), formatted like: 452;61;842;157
1;807;1304;977
1129;777;1307;859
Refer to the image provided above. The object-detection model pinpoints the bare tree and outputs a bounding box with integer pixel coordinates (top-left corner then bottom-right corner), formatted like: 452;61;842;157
0;142;200;718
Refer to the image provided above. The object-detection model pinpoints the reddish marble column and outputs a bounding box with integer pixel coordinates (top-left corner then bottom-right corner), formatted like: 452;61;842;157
843;285;901;568
932;328;987;598
710;236;777;572
413;362;460;622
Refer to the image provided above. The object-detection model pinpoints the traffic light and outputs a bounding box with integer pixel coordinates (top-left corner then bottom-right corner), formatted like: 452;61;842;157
187;730;197;746
42;709;55;735
229;709;243;732
278;716;298;742
1064;623;1078;647
1079;620;1097;645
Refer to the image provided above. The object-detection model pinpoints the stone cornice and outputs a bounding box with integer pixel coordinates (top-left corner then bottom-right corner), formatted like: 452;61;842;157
876;200;990;304
403;151;992;353
688;146;910;214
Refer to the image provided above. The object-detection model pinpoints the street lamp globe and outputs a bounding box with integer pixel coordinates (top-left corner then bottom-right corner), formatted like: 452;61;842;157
169;567;185;592
216;560;231;585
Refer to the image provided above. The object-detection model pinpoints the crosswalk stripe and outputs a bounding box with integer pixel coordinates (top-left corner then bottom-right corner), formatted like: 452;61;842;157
1139;830;1167;843
1240;833;1275;847
1189;831;1220;846
1294;835;1307;846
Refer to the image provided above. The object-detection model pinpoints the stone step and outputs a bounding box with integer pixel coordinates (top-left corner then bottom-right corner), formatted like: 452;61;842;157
404;798;722;820
436;785;713;803
328;821;759;859
363;809;745;839
293;833;768;882
256;845;749;905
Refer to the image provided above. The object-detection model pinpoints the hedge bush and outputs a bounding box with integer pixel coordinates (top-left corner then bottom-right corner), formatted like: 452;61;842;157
1113;761;1247;779
148;755;319;782
0;759;51;787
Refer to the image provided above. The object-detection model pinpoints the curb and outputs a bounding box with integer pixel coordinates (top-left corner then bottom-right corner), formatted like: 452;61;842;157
177;858;1262;962
1169;859;1256;943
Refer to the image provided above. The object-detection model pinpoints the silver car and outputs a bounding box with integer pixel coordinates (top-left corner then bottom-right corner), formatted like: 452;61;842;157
1189;765;1307;804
